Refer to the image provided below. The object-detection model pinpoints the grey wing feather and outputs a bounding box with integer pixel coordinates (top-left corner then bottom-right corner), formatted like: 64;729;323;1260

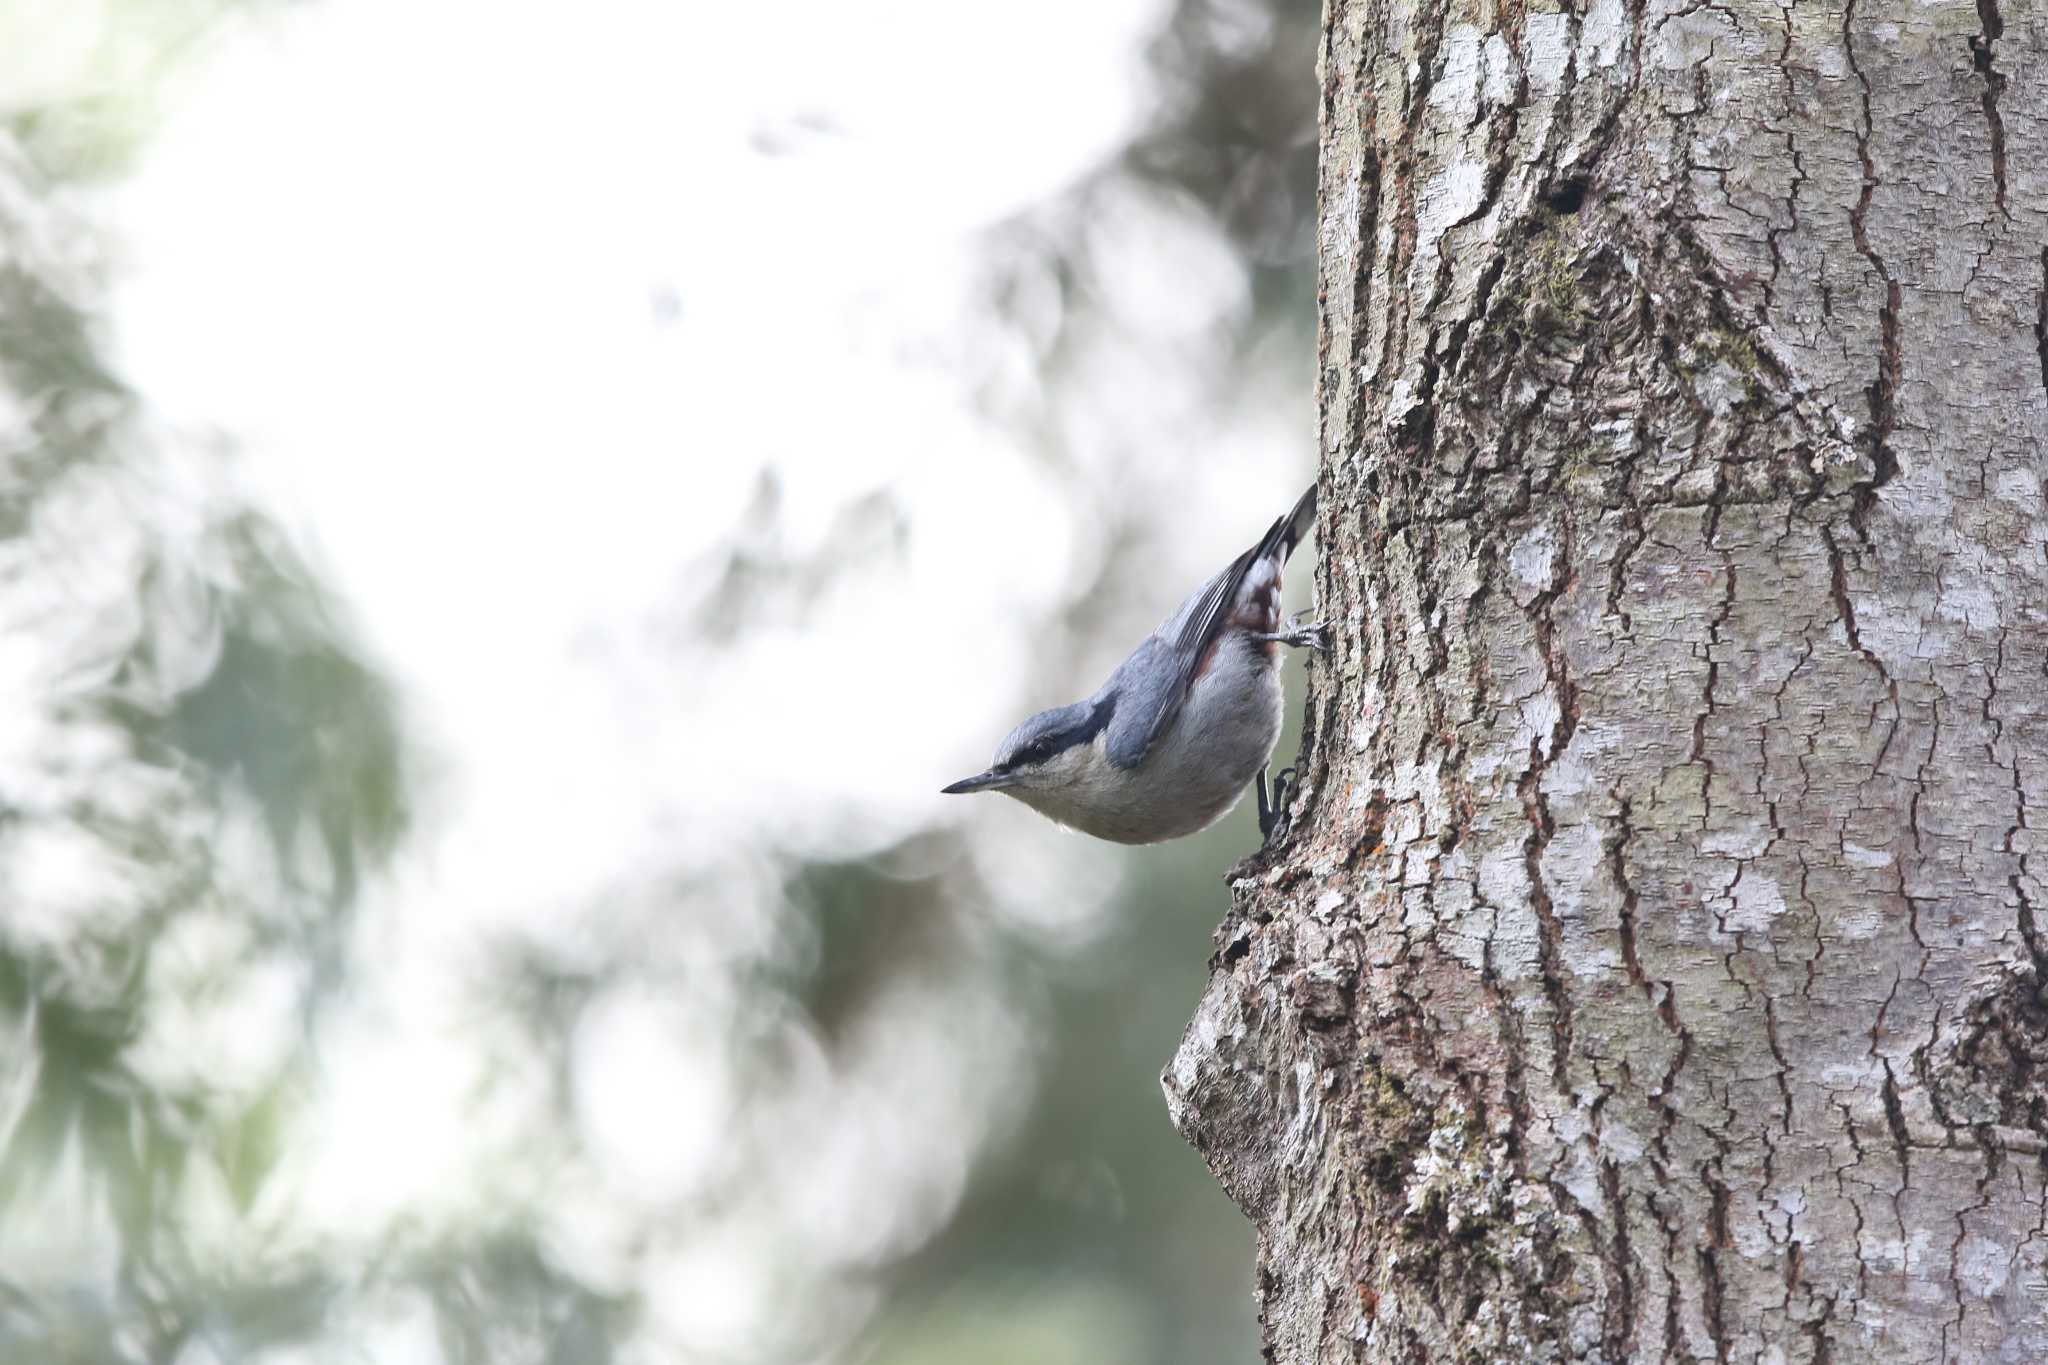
1106;482;1319;769
1102;634;1180;769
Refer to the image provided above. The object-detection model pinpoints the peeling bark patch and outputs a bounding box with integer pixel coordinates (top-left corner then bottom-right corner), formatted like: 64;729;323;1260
1841;0;1902;517
1522;519;1581;1090
1821;523;1900;769
1880;1058;1914;1187
1763;2;1806;322
1602;1159;1639;1357
1969;0;2009;221
1699;1244;1732;1365
1610;795;1653;1002
2035;247;2048;401
1693;540;1736;828
1762;994;1793;1137
2009;752;2047;979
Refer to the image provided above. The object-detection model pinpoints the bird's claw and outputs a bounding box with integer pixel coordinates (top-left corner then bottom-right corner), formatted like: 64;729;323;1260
1257;764;1300;846
1253;614;1331;653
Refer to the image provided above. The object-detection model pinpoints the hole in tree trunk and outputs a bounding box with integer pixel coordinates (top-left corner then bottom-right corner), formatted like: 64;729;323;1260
1541;179;1586;215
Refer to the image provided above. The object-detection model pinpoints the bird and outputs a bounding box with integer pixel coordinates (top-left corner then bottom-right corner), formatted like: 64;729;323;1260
941;483;1325;845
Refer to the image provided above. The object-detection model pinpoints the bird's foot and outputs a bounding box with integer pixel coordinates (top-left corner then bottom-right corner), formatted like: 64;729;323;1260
1257;764;1299;846
1252;614;1330;653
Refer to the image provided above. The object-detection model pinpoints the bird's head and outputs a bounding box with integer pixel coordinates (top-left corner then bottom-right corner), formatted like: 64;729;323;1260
941;696;1115;798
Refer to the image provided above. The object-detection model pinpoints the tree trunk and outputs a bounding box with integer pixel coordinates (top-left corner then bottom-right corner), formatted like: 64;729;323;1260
1164;0;2048;1359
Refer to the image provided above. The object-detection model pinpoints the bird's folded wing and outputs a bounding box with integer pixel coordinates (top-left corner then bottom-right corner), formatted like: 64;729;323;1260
1104;483;1318;770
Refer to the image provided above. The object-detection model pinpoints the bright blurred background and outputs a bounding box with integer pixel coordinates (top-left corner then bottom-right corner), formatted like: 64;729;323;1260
0;1;1318;1360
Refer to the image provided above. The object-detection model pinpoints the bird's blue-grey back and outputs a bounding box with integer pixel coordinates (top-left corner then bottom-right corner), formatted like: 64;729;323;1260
1097;482;1318;771
1100;634;1180;769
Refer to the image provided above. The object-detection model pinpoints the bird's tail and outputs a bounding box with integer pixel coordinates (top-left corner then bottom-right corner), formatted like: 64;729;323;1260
1257;481;1318;568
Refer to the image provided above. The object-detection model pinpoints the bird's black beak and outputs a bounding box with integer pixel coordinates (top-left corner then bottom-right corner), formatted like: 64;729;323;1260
941;769;1014;795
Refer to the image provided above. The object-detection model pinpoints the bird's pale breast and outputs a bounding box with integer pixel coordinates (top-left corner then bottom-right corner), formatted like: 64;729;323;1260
1021;631;1282;844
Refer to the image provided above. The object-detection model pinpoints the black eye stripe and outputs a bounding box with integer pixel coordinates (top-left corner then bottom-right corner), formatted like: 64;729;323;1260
1007;738;1062;769
1001;695;1116;770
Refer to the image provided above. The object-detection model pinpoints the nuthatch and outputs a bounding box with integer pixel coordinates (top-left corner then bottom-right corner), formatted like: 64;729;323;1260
943;483;1324;844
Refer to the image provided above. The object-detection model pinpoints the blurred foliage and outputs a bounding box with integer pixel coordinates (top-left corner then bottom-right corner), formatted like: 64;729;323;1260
862;829;1277;1365
861;8;1320;1352
0;125;410;1359
161;514;409;912
1132;0;1321;301
982;0;1320;426
689;471;910;645
3;0;273;182
0;0;1321;1360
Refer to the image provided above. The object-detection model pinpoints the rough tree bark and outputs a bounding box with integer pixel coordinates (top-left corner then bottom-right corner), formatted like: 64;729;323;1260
1164;0;2048;1359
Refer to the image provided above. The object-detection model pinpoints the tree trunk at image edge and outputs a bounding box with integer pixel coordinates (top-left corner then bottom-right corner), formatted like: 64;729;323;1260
1164;1;2048;1360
